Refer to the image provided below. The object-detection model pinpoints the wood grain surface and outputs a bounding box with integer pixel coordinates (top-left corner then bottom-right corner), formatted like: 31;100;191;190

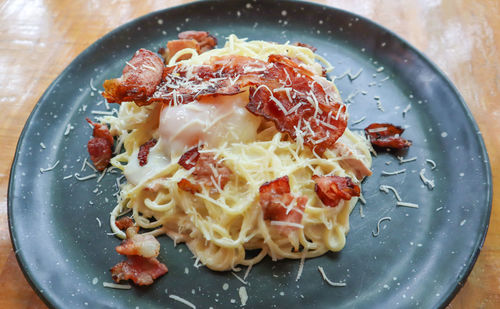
0;0;498;308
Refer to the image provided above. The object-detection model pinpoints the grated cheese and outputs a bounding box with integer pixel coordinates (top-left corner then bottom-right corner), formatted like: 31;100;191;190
317;266;346;287
372;216;391;237
396;201;419;208
239;286;248;306
40;142;46;149
397;156;417;164
381;169;406;176
426;159;437;170
40;160;60;173
74;172;97;181
231;272;248;285
419;168;435;190
169;294;196;309
102;282;131;289
379;185;402;202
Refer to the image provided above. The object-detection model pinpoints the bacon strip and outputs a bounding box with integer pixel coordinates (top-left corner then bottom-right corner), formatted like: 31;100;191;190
138;139;157;166
364;123;412;149
312;175;360;207
86;118;113;171
111;227;167;286
178;31;217;52
259;176;307;229
246;54;346;154
178;146;201;170
102;49;164;105
111;255;168;286
178;147;231;191
115;217;134;231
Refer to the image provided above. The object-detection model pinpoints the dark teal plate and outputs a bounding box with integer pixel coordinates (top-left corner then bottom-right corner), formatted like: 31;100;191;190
8;0;492;308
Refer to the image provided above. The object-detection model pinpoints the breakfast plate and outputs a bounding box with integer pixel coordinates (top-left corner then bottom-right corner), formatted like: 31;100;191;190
9;0;492;308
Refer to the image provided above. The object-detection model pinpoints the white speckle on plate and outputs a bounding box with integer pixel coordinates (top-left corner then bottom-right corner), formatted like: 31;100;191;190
441;132;448;137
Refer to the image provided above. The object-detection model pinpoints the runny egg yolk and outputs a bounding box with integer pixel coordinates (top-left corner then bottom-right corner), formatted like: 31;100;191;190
158;91;261;156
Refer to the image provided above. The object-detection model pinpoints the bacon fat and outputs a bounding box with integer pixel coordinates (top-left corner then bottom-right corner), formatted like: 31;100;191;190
111;255;168;286
312;175;360;207
364;123;412;149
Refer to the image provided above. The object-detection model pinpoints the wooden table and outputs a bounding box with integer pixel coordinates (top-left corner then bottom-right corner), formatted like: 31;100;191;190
0;0;498;307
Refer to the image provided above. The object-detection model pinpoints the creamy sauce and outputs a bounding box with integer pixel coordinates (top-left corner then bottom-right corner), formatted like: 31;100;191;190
124;141;170;185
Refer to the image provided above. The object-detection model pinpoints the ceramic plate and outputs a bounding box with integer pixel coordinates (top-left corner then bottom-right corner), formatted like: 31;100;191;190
9;0;492;308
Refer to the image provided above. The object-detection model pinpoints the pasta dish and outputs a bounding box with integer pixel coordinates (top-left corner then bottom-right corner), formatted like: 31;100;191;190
88;32;374;285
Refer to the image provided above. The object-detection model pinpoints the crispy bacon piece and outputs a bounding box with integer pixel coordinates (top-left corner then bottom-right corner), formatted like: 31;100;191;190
178;146;201;170
115;217;134;231
111;255;168;286
178;147;231;191
178;178;202;194
86;118;113;171
102;49;164;105
246;54;347;154
111;227;167;286
116;228;160;258
294;42;317;52
259;176;307;228
178;31;218;52
312;175;360;207
193;153;231;190
364;123;412;149
138;139;157;166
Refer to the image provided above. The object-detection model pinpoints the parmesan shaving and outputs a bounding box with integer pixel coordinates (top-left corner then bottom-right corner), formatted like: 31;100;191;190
396;201;419;208
74;172;97;181
317;266;346;287
40;160;60;173
231;272;248;285
381;169;406;176
419;168;435;190
239;286;248;306
426;159;437;170
379;185;402;202
372;216;391;237
169;294;196;309
102;282;131;289
397;156;417;164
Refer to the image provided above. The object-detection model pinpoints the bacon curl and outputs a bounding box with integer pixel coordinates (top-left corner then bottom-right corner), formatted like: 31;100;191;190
138;139;157;166
178;147;231;192
364;123;412;149
313;175;360;207
102;49;164;105
111;255;168;286
259;176;307;230
86;118;113;171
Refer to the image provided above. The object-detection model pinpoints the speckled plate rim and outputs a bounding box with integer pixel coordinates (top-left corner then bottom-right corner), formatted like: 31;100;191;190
7;0;492;308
